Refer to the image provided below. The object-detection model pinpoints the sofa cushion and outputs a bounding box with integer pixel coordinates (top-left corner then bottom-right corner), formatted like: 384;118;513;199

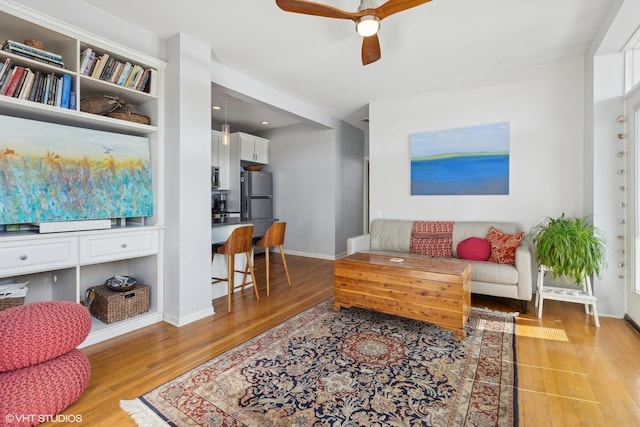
486;227;525;266
452;221;520;257
410;221;454;257
457;237;491;261
370;219;413;252
467;260;519;285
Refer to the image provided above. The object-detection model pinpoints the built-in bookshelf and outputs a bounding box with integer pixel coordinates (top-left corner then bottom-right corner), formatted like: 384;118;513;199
0;2;161;131
0;0;167;347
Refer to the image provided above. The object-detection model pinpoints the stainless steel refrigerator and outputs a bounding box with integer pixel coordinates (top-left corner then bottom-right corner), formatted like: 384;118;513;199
241;170;273;238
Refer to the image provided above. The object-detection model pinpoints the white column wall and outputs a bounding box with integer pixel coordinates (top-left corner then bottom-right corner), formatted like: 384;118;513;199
163;33;214;325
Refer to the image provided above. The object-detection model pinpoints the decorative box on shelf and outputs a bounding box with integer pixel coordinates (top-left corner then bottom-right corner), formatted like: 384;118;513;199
88;283;149;324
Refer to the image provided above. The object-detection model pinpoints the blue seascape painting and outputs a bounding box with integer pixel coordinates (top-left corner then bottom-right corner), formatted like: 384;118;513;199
410;122;510;195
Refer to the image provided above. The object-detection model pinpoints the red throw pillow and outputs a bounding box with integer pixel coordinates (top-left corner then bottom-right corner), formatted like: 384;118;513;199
486;227;525;266
457;237;491;261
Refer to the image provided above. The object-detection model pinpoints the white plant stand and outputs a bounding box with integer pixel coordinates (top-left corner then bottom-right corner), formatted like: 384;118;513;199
535;265;600;327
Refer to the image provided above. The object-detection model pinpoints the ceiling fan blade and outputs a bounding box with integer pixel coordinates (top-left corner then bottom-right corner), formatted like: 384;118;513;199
362;34;381;65
375;0;432;20
276;0;358;20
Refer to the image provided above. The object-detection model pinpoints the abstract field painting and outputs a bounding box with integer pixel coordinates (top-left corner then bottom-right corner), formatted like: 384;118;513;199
0;115;152;225
410;122;510;195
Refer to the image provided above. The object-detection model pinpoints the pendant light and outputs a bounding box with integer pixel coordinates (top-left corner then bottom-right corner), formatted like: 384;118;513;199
221;94;230;146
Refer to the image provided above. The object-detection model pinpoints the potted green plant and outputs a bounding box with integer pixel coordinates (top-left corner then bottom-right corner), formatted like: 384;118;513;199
531;213;607;286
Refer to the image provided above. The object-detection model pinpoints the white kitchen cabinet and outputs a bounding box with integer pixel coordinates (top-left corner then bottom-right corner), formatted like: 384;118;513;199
234;132;269;164
0;1;165;347
211;130;231;190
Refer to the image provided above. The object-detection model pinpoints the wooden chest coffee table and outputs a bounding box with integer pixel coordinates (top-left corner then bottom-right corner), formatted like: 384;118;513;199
334;252;471;339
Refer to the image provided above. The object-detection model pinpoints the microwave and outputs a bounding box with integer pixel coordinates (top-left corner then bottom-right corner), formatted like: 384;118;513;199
211;167;220;188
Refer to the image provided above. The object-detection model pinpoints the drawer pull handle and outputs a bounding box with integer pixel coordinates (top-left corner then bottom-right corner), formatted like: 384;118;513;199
121;243;128;248
20;255;28;261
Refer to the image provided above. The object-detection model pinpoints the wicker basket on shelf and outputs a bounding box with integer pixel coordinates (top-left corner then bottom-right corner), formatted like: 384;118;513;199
0;296;25;311
0;283;28;312
80;95;123;115
106;104;150;125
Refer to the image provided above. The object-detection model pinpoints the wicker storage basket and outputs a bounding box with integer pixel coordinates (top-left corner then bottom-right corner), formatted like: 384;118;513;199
0;296;25;312
80;95;123;115
106;104;150;125
89;284;149;324
0;283;28;312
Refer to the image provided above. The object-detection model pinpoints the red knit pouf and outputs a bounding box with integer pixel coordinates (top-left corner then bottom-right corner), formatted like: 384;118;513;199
0;349;91;426
0;301;91;371
0;301;92;426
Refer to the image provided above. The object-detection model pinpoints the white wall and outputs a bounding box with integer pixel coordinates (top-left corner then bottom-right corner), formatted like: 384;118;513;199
15;0;164;59
592;54;626;317
335;122;365;256
263;125;337;259
163;33;214;325
369;58;585;234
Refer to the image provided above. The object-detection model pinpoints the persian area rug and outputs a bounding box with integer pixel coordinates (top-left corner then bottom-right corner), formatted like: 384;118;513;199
121;299;518;427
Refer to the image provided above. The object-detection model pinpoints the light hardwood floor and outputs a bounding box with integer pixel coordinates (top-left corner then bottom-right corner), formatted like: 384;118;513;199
46;254;640;426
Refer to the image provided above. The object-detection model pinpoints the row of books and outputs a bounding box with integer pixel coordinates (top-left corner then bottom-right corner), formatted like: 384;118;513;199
0;58;74;109
80;48;152;93
1;39;65;68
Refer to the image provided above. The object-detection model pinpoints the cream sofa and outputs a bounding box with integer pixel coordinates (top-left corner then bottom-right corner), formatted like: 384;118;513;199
347;219;533;312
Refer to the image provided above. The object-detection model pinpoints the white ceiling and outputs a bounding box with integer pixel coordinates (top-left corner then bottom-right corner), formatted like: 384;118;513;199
82;0;612;132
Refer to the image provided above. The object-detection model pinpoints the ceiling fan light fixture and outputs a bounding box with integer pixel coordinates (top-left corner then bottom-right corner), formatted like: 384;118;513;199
356;15;380;37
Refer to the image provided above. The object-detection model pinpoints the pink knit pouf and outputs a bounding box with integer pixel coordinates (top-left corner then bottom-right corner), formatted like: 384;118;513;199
0;349;91;427
0;301;92;427
0;301;91;371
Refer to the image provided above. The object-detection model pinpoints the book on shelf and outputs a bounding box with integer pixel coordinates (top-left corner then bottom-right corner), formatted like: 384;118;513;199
3;65;25;97
69;90;77;110
109;62;124;84
136;68;150;91
91;53;109;79
0;63;19;94
0;57;10;80
54;76;63;106
83;51;96;75
42;73;51;104
125;64;141;88
12;67;30;98
99;56;115;80
4;40;62;61
60;74;72;109
80;47;92;72
17;68;35;99
2;40;64;68
28;70;42;101
116;62;132;86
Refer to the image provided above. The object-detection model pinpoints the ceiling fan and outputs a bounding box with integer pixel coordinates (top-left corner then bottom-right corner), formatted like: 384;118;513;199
275;0;432;65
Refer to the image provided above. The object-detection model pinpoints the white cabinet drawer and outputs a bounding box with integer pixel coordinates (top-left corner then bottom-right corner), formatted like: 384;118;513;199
0;238;78;276
79;231;159;264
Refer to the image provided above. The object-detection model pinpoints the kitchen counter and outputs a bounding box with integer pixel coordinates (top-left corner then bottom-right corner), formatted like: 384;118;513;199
211;217;278;227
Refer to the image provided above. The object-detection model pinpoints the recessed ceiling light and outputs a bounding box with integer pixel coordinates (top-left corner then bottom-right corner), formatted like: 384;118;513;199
261;121;270;125
212;105;222;110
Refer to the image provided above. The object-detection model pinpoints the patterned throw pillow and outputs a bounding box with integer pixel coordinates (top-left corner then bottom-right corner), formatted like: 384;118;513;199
457;237;491;261
410;221;454;257
486;227;525;266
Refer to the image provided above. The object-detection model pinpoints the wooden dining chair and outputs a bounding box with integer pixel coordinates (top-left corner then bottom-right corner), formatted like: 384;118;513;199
211;225;259;312
254;222;291;296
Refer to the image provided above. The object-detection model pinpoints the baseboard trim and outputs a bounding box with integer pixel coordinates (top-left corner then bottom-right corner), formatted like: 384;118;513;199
283;249;336;260
164;306;215;327
624;314;640;335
